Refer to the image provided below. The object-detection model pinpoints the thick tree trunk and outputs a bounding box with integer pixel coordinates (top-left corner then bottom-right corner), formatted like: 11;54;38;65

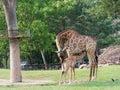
2;0;22;82
40;50;47;70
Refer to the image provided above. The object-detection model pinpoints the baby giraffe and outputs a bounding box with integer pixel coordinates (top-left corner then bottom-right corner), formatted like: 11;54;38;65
59;52;86;85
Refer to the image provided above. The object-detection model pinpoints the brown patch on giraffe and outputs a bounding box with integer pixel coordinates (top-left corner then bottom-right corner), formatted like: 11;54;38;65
70;39;73;43
73;43;76;48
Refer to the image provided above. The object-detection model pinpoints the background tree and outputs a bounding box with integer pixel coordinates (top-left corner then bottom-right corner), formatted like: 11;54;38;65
2;0;22;82
30;20;54;69
0;0;119;69
0;1;8;68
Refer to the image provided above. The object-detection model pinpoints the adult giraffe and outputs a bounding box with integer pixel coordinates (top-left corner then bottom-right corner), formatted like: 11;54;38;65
55;29;98;81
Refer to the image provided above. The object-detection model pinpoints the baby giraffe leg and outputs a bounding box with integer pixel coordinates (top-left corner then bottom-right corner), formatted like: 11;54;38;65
73;67;75;80
64;71;68;84
59;71;64;85
69;67;72;84
59;66;68;85
69;67;75;84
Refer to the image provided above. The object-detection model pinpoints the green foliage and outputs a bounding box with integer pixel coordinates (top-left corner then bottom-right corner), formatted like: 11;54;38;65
0;39;9;68
30;20;55;52
0;1;6;30
0;0;120;67
86;0;120;18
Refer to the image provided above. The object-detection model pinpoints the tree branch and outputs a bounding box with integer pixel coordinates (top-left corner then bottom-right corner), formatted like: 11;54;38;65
2;0;17;8
1;0;9;8
10;0;17;7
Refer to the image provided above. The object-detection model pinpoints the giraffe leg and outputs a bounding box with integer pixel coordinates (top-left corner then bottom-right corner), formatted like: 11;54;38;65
87;53;93;81
59;70;68;85
89;63;93;81
69;67;75;84
90;63;95;81
59;71;64;85
73;67;75;80
87;49;96;81
91;53;97;81
63;66;69;84
69;67;72;84
64;71;67;84
93;63;96;78
59;64;66;85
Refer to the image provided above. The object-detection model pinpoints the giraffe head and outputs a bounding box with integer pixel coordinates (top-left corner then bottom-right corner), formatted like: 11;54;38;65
55;32;66;63
56;30;74;55
55;49;66;63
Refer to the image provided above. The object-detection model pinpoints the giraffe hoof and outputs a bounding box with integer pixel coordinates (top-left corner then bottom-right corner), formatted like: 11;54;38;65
59;81;63;85
89;77;95;81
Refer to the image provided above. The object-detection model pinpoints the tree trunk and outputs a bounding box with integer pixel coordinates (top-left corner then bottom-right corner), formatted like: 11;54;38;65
28;55;33;66
2;0;22;82
40;50;47;70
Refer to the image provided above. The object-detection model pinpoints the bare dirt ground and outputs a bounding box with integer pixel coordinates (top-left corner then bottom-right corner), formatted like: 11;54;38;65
0;79;55;86
0;78;89;86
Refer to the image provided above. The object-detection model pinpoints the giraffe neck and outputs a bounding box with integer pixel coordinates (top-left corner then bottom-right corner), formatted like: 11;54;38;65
56;30;74;51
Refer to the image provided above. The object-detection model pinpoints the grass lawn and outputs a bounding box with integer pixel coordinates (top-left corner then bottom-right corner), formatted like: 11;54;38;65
0;65;120;90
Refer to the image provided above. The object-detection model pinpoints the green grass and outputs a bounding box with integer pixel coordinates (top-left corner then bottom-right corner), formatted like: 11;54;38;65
0;65;120;90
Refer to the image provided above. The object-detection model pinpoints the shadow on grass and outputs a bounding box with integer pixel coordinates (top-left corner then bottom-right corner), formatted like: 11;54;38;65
70;81;120;87
40;83;58;86
34;79;120;87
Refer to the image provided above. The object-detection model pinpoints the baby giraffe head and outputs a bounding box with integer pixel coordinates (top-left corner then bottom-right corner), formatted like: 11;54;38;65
56;50;65;63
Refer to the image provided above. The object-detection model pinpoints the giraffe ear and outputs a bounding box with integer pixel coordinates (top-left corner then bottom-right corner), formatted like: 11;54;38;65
62;48;66;52
55;51;60;53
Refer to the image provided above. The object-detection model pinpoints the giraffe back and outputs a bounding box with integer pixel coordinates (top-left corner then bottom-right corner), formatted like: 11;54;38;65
56;29;97;55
